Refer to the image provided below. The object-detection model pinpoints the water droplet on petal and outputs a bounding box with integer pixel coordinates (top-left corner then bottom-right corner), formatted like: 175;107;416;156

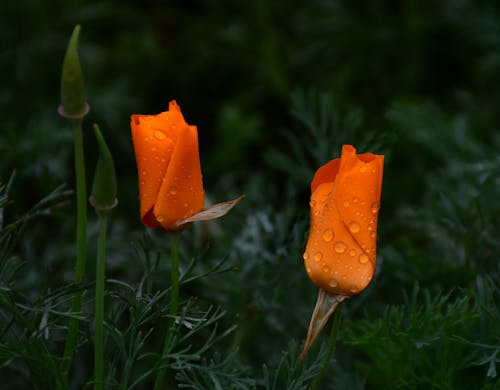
349;221;360;233
360;165;367;172
141;170;147;176
349;249;356;257
329;279;338;288
359;253;369;264
183;202;188;208
314;252;323;262
169;186;177;195
154;130;166;140
353;197;360;204
157;215;164;222
302;252;309;261
343;200;350;207
370;202;380;214
322;265;330;273
309;200;316;208
334;241;347;253
306;266;312;273
371;232;376;238
350;285;359;293
144;137;150;142
322;229;334;242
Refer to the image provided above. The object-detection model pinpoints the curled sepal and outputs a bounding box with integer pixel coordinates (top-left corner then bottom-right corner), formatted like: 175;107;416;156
299;289;348;362
59;25;88;119
175;195;245;228
90;124;118;213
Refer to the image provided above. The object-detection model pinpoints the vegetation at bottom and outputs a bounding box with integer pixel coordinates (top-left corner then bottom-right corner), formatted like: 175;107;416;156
0;0;499;388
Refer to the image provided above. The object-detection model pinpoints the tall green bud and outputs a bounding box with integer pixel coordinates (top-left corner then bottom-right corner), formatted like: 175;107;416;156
90;124;117;214
59;25;89;118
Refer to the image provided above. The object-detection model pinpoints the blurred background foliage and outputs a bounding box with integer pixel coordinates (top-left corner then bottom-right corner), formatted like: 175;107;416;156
0;0;499;388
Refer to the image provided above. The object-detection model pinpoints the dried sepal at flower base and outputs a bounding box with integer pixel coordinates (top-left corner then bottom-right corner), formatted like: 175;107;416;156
130;100;244;232
176;195;246;228
300;145;384;360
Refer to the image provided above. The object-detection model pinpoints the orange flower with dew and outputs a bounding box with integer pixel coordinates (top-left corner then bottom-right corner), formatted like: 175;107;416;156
300;144;384;361
131;100;243;232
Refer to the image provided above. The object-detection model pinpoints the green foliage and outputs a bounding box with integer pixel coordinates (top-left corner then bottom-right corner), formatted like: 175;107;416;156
342;281;499;389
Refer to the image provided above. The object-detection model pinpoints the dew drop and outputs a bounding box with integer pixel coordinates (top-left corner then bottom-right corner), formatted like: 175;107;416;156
309;199;316;208
169;186;177;195
350;285;359;293
322;229;334;242
349;221;361;233
349;249;356;257
343;200;350;207
154;130;166;140
359;253;369;264
306;266;312;273
371;232;376;238
302;252;309;261
370;202;380;214
141;170;147;176
328;279;338;288
353;197;360;204
360;165;367;172
140;180;145;185
151;146;157;152
314;252;323;262
157;215;164;222
322;265;330;273
368;225;373;231
334;241;347;253
144;137;150;142
183;202;189;208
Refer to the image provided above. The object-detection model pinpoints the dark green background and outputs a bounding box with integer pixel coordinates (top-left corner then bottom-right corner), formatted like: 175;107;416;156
0;1;498;388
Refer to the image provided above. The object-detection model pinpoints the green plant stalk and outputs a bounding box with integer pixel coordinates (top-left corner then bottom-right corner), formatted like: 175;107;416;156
153;233;180;390
59;120;88;388
94;213;108;390
309;302;343;390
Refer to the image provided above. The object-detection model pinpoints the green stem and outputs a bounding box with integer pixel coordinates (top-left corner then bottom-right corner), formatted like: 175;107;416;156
309;302;343;390
94;214;108;389
153;233;180;390
59;120;88;388
169;234;180;317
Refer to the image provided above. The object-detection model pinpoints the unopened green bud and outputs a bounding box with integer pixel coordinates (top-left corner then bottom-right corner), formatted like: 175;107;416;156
59;25;89;119
90;124;117;213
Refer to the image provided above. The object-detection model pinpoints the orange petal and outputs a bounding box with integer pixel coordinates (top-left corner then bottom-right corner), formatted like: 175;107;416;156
303;145;384;296
153;122;205;231
130;100;203;230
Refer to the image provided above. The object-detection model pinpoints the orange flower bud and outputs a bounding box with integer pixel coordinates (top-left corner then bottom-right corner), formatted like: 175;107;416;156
131;100;244;232
299;144;384;361
303;144;384;296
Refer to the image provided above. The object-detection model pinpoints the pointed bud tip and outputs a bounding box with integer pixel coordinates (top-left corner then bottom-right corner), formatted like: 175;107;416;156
60;25;87;118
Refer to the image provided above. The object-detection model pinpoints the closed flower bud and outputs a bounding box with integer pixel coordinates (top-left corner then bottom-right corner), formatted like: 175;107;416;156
131;100;244;232
90;124;117;212
59;25;89;119
300;144;384;361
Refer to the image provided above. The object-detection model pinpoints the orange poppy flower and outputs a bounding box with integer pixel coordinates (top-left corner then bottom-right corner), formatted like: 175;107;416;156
131;100;243;232
304;144;384;295
300;144;384;361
